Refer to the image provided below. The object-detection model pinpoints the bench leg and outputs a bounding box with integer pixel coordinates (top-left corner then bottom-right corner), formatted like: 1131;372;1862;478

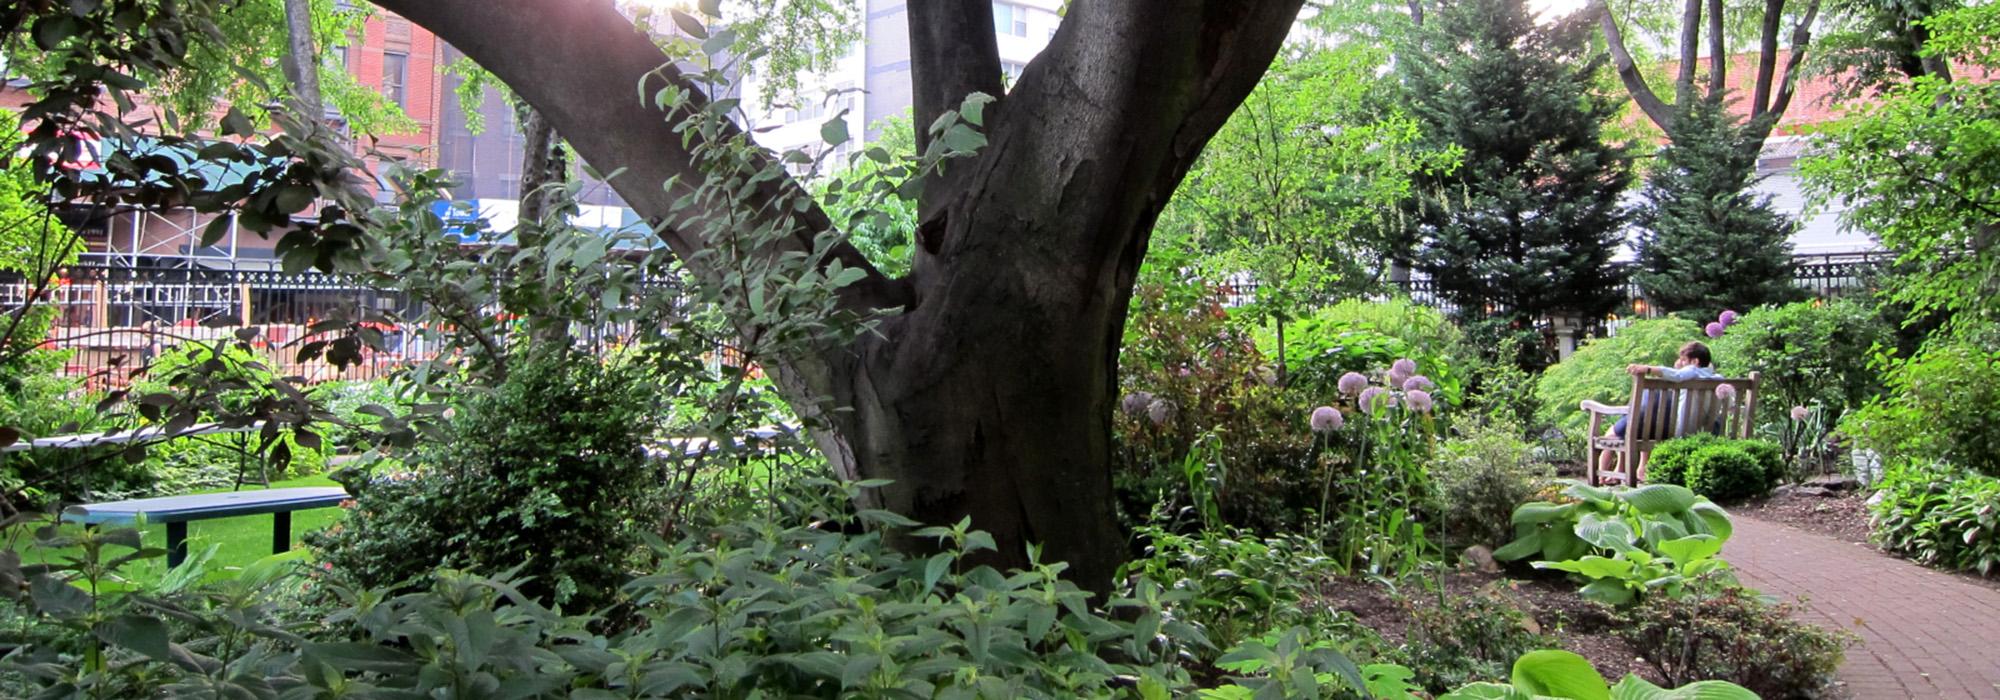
273;511;291;555
166;521;188;569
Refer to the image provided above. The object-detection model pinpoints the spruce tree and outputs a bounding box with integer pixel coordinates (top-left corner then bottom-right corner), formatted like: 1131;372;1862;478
1633;96;1804;317
1398;0;1634;327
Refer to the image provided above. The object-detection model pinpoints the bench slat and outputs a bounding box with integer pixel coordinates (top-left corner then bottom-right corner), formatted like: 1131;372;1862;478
63;487;350;525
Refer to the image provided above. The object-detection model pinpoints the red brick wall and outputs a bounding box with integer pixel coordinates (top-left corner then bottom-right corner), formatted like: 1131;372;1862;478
346;11;444;167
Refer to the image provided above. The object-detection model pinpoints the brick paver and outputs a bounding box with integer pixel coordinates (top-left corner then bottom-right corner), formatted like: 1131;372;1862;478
1725;514;2000;699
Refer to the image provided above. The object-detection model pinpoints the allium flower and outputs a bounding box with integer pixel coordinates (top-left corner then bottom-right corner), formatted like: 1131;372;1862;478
1337;372;1369;396
1121;391;1153;415
1391;358;1419;376
1715;383;1737;401
1402;375;1435;392
1791;405;1810;422
1310;406;1344;433
1146;398;1176;426
1405;389;1435;413
1359;387;1394;415
1719;309;1739;326
1705;322;1726;338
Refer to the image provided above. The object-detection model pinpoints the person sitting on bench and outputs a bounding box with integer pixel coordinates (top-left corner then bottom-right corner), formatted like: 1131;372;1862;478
1598;341;1719;481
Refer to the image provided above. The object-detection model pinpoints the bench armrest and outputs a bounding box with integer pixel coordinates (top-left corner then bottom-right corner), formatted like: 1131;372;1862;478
1580;400;1629;416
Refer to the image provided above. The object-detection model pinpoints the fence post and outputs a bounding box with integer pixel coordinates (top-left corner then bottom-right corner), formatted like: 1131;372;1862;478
239;282;253;325
92;279;108;328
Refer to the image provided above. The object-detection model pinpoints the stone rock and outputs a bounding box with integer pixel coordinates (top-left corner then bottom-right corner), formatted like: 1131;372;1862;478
1777;483;1838;498
1463;545;1501;573
1866;489;1889;507
1806;474;1860;492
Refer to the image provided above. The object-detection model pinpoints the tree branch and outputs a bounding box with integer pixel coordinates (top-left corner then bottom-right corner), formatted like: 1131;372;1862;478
907;0;1004;155
1757;0;1821;129
366;0;906;312
1751;0;1784;114
1595;1;1676;132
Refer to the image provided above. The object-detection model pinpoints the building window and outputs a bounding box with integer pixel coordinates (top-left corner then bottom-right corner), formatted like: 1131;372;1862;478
382;51;408;107
993;2;1028;37
1002;61;1025;85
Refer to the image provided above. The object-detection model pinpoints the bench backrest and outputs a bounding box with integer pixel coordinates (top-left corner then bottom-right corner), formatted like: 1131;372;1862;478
1622;372;1759;443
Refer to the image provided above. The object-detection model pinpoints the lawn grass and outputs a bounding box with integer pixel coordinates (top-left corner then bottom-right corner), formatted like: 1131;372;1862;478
8;473;347;586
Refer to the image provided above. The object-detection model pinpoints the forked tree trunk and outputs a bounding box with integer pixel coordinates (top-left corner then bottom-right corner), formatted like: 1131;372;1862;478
372;0;1305;594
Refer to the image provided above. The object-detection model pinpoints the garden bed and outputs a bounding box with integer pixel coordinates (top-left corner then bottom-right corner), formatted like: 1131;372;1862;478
1312;569;1663;685
1734;488;1873;546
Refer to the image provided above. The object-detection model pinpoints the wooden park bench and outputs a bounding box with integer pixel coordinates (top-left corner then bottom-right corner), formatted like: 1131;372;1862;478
1581;372;1759;486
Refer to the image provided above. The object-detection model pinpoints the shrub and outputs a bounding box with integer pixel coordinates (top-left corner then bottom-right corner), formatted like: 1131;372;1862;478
0;371;143;508
1614;585;1850;698
1869;460;2000;577
1116;280;1316;533
1646;436;1782;500
1433;419;1552;551
1265;298;1471;408
1393;587;1551;693
1841;334;2000;477
308;348;659;609
1123;524;1371;659
1498;481;1739;605
1708;298;1893;427
1535;318;1703;434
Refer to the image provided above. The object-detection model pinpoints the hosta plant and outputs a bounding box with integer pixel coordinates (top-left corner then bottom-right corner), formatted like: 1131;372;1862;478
1496;481;1739;605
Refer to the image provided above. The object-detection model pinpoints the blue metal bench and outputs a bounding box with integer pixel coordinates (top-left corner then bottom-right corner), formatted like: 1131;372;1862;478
63;487;350;567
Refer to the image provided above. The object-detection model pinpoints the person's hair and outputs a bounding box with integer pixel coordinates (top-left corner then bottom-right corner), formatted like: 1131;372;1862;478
1679;341;1713;368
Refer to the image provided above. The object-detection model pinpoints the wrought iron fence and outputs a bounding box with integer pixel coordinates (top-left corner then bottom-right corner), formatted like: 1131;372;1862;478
3;262;672;389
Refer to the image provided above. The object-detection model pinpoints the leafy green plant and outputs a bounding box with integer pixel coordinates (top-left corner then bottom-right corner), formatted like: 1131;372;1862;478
308;348;659;609
1433;418;1553;551
1497;481;1738;605
1394;586;1551;692
1122;523;1359;656
1261;298;1473;407
1707;299;1893;428
1535;318;1704;434
1868;460;2000;577
1614;585;1850;698
1201;628;1418;700
1645;436;1783;500
1439;649;1763;700
1841;334;2000;477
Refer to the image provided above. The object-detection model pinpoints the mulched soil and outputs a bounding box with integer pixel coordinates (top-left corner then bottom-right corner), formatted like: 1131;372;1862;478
1733;488;1874;546
1311;568;1665;686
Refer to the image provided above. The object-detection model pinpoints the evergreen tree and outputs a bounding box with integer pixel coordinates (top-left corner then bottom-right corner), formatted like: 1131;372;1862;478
1398;0;1633;328
1633;96;1803;317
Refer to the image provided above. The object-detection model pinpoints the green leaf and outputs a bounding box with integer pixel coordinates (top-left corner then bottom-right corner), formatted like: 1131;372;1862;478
1577;579;1637;606
669;9;707;39
1494;533;1543;561
1654;535;1722;564
1574;513;1636;550
95;614;173;663
1535;555;1634;580
1511;650;1610;700
1688;501;1733;541
1609;674;1760;700
306;642;421;675
1621;484;1698;514
201;214;234;247
821;117;850;147
923;552;952;593
220;107;255;137
960;92;996;126
1512;501;1574;524
1439;682;1535;700
941;123;987;153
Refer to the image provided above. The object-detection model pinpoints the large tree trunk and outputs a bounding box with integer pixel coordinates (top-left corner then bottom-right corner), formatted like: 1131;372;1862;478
376;0;1305;593
280;0;322;114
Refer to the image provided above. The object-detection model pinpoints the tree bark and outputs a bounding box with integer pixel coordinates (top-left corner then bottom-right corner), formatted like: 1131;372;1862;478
280;0;322;115
515;103;568;229
373;0;1307;593
1595;0;1675;132
1706;0;1725;98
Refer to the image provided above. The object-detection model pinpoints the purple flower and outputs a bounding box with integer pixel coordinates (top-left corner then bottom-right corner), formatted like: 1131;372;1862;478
1715;383;1737;401
1402;375;1435;392
1719;309;1739;326
1405;389;1435;413
1311;406;1344;433
1146;398;1176;426
1337;372;1369;396
1705;322;1726;338
1359;387;1394;415
1391;358;1419;376
1121;391;1153;415
1791;405;1810;422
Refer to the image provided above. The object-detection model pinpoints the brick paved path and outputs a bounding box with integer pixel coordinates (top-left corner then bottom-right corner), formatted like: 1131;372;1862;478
1726;514;2000;699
